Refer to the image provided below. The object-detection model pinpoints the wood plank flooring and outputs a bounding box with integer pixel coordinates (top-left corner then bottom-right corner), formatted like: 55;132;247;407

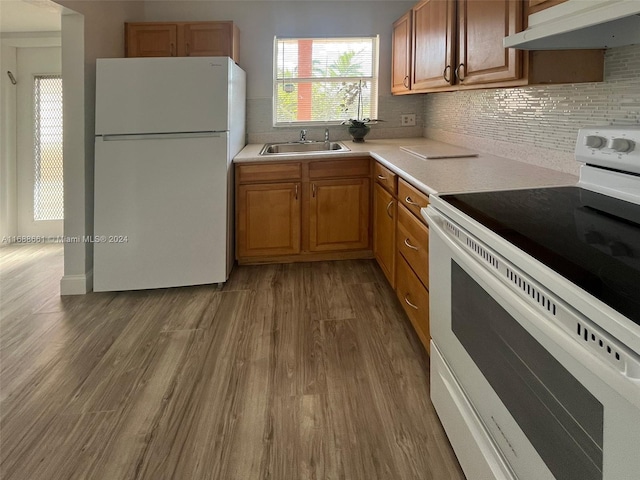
0;244;464;480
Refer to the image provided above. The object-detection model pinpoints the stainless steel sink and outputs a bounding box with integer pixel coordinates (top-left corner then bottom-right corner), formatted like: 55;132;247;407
260;141;350;155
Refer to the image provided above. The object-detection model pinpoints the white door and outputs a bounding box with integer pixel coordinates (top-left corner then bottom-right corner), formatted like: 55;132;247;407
95;57;231;135
93;132;229;292
16;47;63;239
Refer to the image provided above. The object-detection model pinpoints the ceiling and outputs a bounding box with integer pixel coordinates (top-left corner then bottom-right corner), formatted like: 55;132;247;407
0;0;61;33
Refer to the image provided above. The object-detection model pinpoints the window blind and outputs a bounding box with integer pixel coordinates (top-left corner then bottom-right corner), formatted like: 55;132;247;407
274;36;379;125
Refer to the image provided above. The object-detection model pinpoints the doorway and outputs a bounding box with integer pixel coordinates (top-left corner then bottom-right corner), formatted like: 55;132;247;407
1;0;63;241
16;50;64;238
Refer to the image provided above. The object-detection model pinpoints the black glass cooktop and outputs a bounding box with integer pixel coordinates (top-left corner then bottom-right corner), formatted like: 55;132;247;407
442;186;640;328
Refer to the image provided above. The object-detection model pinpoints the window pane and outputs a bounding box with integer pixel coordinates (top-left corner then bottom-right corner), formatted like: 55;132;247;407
276;79;375;123
276;38;374;80
274;36;378;124
33;75;64;221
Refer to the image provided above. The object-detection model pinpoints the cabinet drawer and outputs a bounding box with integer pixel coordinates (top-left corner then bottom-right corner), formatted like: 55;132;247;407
236;162;301;184
398;178;429;223
396;254;430;354
374;162;397;194
309;158;371;179
397;204;429;289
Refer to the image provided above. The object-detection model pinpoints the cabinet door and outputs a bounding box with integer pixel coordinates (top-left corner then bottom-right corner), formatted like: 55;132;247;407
392;11;412;94
237;182;301;258
309;178;370;252
374;184;396;287
397;204;429;289
182;22;236;58
457;0;523;85
396;254;430;354
412;0;456;90
126;24;178;58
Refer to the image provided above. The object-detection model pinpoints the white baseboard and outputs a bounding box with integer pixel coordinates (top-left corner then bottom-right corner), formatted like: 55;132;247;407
60;268;93;295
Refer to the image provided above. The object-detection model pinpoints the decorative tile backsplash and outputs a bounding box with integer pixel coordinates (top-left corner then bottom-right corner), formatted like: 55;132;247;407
246;94;424;144
423;45;640;175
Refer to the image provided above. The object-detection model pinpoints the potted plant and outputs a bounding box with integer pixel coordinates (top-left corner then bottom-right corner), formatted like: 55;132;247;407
339;79;382;143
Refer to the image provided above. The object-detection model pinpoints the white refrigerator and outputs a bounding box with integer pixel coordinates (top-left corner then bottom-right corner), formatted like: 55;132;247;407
93;57;245;292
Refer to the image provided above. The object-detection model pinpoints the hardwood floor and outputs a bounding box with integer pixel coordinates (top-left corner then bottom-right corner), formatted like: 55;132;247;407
0;244;464;480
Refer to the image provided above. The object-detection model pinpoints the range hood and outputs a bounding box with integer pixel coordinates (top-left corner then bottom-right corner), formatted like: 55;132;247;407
504;0;640;50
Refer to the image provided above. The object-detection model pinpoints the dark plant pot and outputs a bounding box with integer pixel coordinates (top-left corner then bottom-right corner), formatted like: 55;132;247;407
348;124;371;143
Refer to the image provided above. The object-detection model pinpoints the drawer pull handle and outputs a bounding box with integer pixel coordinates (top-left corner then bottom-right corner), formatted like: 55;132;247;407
186;42;190;56
295;184;298;200
455;63;465;82
312;183;317;198
403;75;410;89
443;65;451;83
405;196;420;207
386;200;394;218
170;43;175;56
404;295;419;310
404;238;419;251
377;174;387;180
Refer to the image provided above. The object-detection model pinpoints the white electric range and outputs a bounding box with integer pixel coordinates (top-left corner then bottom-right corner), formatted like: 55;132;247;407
424;126;640;480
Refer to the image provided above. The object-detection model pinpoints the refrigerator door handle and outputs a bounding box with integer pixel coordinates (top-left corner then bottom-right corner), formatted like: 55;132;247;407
101;131;223;141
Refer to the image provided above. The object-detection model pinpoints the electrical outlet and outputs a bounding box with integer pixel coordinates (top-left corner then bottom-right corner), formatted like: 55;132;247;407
401;114;416;127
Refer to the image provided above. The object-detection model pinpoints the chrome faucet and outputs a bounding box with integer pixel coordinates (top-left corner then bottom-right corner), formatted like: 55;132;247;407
324;128;330;143
299;129;307;142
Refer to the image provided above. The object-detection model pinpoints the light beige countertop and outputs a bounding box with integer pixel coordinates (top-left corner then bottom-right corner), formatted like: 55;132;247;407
234;138;578;195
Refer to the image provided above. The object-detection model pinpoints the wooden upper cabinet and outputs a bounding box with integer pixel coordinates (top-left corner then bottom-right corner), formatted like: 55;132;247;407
392;0;602;94
182;22;239;58
392;11;412;94
412;0;455;90
126;24;178;57
528;0;568;15
126;22;240;62
457;0;522;85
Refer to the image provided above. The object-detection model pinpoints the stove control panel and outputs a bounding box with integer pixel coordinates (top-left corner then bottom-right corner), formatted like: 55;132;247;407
576;126;640;174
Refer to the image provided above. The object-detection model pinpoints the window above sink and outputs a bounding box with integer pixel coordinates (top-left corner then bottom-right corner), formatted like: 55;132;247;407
272;36;379;126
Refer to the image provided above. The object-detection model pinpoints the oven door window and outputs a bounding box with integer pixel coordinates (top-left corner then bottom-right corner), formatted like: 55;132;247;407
451;260;604;480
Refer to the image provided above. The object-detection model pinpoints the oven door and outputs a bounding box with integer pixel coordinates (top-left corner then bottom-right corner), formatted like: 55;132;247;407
426;206;640;480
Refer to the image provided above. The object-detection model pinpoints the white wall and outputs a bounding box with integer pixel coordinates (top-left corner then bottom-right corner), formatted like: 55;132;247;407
16;46;63;237
54;0;145;293
142;1;420;142
0;44;18;243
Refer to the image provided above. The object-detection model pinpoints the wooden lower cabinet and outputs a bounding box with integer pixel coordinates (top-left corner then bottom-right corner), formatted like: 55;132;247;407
396;254;431;354
373;183;396;287
309;178;370;252
236;182;301;257
235;158;372;263
397;204;429;289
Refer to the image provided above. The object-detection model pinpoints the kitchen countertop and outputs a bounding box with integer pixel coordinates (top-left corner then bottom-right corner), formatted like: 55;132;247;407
234;138;578;195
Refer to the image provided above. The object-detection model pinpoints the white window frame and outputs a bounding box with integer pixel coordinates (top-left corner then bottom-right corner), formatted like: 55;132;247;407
272;35;380;127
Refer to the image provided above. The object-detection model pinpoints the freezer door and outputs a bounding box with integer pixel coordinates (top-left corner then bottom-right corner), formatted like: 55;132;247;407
95;57;232;135
93;133;230;291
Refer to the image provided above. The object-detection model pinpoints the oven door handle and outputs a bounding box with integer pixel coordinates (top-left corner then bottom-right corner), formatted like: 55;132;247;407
428;207;640;395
